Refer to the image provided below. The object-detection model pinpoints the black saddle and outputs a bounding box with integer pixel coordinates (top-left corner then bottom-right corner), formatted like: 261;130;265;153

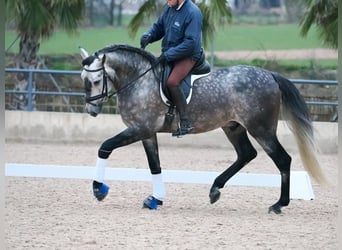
160;50;211;105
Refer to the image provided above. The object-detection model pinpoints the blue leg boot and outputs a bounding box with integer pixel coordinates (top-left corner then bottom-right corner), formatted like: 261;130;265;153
93;180;109;201
143;195;163;209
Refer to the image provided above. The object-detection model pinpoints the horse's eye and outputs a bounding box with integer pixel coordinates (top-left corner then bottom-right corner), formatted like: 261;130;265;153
94;80;101;85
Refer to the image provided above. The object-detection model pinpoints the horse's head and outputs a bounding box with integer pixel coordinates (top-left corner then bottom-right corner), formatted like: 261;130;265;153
80;47;115;117
80;44;161;117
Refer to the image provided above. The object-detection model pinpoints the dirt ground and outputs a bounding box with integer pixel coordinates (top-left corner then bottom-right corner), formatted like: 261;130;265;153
4;140;338;249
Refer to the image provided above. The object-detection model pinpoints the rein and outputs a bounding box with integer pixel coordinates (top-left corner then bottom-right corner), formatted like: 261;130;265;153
83;61;157;104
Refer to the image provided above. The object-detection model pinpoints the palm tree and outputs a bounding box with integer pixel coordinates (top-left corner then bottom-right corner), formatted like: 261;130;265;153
128;0;232;53
5;0;85;110
300;0;337;49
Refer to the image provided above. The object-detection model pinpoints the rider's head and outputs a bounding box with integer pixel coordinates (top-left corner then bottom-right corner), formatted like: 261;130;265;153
167;0;185;8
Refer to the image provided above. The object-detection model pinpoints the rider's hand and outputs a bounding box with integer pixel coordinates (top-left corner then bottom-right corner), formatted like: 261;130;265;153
140;33;151;49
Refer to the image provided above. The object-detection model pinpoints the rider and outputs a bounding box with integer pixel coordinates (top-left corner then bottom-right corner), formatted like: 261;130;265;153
140;0;203;137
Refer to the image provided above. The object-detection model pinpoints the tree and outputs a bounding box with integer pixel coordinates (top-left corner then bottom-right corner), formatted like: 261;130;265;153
300;0;337;48
127;0;232;50
5;0;86;110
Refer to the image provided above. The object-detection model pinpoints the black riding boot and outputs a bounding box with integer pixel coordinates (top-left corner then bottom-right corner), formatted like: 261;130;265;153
168;86;193;137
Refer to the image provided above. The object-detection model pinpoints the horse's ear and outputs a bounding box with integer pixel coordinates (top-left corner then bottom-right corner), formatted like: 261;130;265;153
82;56;96;66
101;54;106;65
79;46;89;59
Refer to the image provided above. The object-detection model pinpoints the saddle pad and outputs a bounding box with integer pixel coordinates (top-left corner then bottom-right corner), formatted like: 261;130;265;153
160;72;210;106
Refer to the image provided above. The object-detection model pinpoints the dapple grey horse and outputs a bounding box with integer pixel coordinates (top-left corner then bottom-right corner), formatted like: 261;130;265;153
80;44;326;214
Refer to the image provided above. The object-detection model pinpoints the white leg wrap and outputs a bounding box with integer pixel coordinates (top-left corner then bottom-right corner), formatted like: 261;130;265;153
94;157;107;183
152;173;165;201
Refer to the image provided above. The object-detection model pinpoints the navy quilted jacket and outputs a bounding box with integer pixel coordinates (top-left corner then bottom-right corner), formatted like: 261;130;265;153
146;0;203;62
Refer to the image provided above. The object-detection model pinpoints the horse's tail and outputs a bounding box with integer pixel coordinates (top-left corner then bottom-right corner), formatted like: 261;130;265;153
271;72;328;184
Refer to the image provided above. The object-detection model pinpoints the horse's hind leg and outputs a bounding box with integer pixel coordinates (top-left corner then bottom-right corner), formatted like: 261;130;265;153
209;124;257;204
142;134;165;209
252;133;292;214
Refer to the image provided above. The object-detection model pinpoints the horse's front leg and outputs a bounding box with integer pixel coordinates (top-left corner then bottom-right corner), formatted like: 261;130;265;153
141;134;165;209
92;127;152;201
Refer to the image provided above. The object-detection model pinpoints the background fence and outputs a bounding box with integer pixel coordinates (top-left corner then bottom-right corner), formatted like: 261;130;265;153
4;68;338;121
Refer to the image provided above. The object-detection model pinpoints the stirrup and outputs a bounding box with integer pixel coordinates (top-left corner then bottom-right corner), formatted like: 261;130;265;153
172;120;193;137
172;126;193;137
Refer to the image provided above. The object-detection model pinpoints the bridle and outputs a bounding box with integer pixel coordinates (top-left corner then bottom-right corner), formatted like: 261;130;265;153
83;60;158;105
83;66;115;105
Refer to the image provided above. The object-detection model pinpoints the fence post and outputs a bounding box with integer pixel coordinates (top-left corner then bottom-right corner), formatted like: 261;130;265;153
27;71;33;111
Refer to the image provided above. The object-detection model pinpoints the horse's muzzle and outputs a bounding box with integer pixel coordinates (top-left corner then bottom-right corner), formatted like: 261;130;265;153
85;103;103;117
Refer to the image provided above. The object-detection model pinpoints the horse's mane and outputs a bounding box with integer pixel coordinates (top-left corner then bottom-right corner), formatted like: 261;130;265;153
96;44;157;64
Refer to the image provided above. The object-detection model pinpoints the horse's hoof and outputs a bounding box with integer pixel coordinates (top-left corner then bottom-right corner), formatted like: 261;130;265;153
143;195;163;210
209;187;221;204
268;204;282;214
92;181;109;201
